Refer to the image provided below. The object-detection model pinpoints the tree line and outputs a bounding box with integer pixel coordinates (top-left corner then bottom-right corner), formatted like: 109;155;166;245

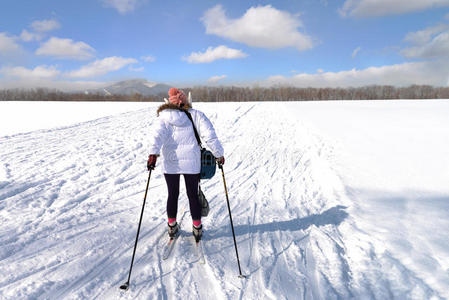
0;88;160;101
184;85;449;101
1;85;449;101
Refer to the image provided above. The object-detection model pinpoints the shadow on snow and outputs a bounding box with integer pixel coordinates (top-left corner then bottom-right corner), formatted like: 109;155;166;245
207;205;348;240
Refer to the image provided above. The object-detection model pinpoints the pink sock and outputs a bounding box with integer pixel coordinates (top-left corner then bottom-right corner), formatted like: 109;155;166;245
193;220;201;227
168;218;176;225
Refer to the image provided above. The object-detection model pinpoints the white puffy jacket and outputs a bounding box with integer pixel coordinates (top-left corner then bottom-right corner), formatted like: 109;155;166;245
148;106;224;174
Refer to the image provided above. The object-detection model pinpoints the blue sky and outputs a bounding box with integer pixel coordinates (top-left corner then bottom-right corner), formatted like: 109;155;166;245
1;0;449;90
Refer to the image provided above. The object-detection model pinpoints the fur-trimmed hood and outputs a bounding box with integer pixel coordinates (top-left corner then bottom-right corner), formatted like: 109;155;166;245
156;103;192;127
156;103;190;116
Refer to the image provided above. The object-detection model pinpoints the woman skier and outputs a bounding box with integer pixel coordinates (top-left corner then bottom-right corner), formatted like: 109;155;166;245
147;88;224;241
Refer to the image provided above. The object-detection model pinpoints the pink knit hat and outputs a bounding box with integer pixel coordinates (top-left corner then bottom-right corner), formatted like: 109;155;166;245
168;88;187;106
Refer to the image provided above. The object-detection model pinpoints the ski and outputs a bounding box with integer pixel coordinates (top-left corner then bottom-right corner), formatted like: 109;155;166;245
161;210;187;260
194;239;206;264
162;231;180;260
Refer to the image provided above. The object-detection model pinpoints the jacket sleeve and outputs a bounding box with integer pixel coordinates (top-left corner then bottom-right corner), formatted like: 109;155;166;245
197;111;224;158
148;118;169;155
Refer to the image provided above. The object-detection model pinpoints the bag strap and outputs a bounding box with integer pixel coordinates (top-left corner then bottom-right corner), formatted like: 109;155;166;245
183;110;203;149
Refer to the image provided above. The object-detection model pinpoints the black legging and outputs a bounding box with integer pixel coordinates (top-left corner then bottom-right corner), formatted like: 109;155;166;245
164;173;201;221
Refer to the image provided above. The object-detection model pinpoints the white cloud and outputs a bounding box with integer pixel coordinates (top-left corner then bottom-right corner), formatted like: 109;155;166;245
102;0;142;14
184;45;247;63
340;0;449;18
402;24;449;58
129;66;144;72
67;56;137;78
20;19;60;42
0;32;22;54
404;24;449;44
352;46;361;58
208;75;227;83
36;37;95;60
201;5;313;51
141;55;156;62
20;29;41;42
31;19;61;33
264;61;449;87
0;65;60;80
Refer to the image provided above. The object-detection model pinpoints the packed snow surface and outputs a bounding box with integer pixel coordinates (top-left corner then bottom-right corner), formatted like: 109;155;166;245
1;100;448;299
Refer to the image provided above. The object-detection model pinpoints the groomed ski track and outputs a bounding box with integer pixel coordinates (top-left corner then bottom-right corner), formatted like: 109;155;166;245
0;102;445;299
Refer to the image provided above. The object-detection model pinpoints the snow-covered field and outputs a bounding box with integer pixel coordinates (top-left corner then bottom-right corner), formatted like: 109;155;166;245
1;100;448;299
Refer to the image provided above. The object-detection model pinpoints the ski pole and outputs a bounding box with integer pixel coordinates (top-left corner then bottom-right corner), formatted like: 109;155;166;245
219;164;247;279
120;170;152;291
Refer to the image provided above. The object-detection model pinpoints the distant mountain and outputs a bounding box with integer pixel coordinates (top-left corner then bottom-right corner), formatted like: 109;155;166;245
86;79;171;96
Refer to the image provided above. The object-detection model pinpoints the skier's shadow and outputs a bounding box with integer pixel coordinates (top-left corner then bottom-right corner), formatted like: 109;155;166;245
207;205;348;240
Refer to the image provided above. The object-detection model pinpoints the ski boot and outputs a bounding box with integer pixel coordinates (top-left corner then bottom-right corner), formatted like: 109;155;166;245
168;222;179;238
192;224;202;242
